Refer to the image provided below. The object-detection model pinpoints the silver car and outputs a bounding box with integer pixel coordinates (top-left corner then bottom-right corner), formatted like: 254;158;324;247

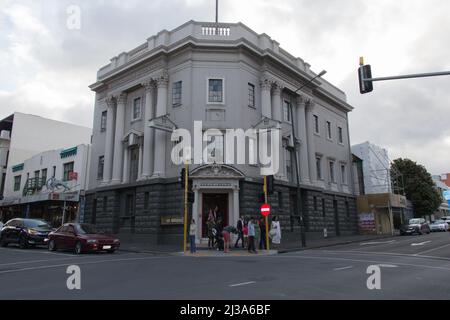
430;220;448;232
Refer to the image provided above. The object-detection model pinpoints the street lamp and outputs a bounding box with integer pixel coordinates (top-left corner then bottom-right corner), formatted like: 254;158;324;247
289;70;327;247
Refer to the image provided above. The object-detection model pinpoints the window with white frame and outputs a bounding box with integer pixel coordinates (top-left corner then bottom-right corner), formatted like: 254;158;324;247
338;126;343;144
341;163;347;184
208;79;224;103
63;162;74;182
326;121;332;139
283;100;292;122
97;156;104;180
13;175;21;192
329;160;335;183
100;111;107;132
248;83;255;108
314;115;319;134
172;81;182;106
132;97;142;120
316;155;322;180
204;132;224;163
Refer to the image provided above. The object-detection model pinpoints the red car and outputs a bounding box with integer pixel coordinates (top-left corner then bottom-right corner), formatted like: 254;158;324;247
48;223;120;254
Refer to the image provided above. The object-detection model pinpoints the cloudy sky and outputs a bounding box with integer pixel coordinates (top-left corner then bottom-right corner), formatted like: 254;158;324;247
1;0;449;174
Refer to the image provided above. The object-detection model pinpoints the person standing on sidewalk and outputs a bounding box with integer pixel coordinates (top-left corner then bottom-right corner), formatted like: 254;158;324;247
234;216;244;248
189;219;197;254
247;217;256;253
270;216;281;246
254;218;260;254
222;225;237;253
259;217;267;250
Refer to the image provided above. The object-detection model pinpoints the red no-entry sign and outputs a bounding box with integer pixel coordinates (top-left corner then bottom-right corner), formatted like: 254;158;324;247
260;203;271;217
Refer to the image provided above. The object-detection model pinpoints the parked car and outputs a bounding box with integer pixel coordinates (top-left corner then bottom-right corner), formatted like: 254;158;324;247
48;223;120;254
400;218;431;235
0;218;53;248
430;220;448;232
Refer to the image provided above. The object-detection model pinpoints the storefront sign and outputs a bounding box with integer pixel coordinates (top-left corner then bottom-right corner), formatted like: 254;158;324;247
161;215;184;225
358;213;376;232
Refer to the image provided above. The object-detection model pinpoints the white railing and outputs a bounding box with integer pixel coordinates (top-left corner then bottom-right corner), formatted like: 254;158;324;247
201;25;231;36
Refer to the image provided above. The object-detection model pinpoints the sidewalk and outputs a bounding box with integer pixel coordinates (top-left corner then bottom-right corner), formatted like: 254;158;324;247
119;233;398;255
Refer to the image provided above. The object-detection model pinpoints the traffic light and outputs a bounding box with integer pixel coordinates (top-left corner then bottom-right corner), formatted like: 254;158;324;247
259;192;266;203
267;175;274;195
180;168;186;189
358;57;373;94
188;191;195;203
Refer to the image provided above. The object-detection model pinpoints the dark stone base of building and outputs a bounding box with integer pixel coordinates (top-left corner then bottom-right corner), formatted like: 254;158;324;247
84;178;358;246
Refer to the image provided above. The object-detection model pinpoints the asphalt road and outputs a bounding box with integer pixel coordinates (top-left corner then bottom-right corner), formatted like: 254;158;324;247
1;231;450;299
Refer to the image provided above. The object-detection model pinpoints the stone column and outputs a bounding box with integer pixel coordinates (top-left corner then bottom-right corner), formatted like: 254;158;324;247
141;80;155;179
260;78;272;119
102;96;116;184
305;100;317;184
111;92;127;184
122;147;130;183
138;140;143;179
296;95;310;184
271;83;282;122
271;83;284;179
152;72;169;178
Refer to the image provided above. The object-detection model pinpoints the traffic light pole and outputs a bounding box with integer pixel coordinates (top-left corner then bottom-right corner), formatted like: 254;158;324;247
263;176;270;251
183;161;189;253
289;102;306;248
363;70;450;82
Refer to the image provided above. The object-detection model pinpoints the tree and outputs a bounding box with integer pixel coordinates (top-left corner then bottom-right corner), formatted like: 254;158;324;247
391;158;442;218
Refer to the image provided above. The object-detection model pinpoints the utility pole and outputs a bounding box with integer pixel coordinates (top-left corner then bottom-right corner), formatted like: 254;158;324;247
183;161;189;253
263;176;270;251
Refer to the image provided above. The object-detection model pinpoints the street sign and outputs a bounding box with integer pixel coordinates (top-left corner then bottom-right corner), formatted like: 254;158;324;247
260;203;270;217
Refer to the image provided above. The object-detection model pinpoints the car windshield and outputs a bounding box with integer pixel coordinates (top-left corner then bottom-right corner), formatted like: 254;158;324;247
24;219;51;228
409;219;421;224
433;220;444;224
75;224;99;234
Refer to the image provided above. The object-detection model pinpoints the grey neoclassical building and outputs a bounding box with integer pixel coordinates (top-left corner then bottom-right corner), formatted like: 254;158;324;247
84;21;358;244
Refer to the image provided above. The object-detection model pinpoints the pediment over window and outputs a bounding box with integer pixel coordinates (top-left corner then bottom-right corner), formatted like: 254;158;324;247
190;164;245;179
123;129;143;146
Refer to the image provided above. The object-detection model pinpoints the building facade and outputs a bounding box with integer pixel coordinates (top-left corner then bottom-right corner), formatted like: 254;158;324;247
351;141;392;194
0;144;91;226
84;21;358;245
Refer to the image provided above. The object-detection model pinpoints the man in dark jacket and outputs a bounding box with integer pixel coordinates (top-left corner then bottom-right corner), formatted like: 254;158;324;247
259;217;267;250
234;216;244;248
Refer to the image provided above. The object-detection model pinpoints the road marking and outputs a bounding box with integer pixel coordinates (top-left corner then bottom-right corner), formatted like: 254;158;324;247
411;241;432;246
333;266;353;271
413;243;450;256
0;257;88;267
229;281;256;287
377;264;398;268
0;256;171;275
360;240;396;246
319;249;450;262
275;254;450;271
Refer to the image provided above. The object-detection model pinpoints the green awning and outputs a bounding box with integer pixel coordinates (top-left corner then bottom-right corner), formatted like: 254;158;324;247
60;146;78;159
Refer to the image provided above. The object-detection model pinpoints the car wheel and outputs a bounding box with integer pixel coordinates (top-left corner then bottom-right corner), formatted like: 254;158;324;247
74;241;83;255
48;240;57;251
0;235;8;247
19;235;28;249
107;249;115;254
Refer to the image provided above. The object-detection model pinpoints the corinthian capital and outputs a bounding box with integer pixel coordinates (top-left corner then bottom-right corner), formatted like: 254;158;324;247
259;78;273;90
305;99;315;111
105;95;116;109
116;92;127;105
142;79;156;93
155;71;169;88
272;82;282;96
